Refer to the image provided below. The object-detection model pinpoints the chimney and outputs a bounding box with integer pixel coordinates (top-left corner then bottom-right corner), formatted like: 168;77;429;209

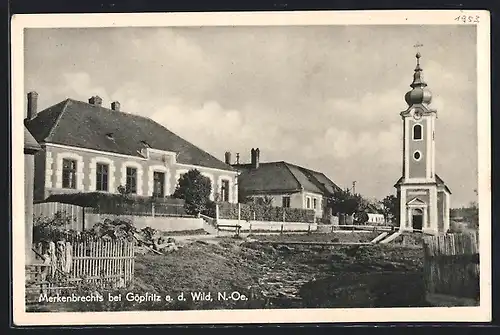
224;151;232;165
255;148;260;169
251;148;260;169
236;153;240;164
89;95;103;106
111;101;121;111
27;91;38;120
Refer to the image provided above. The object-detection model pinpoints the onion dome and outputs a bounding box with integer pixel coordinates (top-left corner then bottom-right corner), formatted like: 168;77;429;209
405;52;433;105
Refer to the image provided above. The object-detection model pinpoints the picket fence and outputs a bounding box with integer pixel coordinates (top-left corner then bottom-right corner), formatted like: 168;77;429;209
28;236;135;299
423;232;480;306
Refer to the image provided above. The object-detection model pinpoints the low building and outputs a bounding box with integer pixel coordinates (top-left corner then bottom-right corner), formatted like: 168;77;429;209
367;213;385;225
24;92;238;203
230;148;340;219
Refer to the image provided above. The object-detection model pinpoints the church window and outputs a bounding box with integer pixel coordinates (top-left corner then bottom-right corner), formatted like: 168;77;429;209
413;150;422;161
413;124;422;140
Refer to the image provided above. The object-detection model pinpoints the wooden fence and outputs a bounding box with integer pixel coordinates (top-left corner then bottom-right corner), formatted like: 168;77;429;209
28;236;135;299
423;232;480;306
33;202;85;230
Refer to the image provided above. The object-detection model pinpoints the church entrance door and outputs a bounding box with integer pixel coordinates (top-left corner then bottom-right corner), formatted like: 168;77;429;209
412;208;423;230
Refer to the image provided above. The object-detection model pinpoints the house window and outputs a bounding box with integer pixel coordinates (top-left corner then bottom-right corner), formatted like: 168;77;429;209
126;167;137;194
413;150;422;161
413;124;422;140
96;163;109;191
153;171;165;197
221;179;230;202
313;198;317;210
62;159;77;189
306;197;311;209
282;196;291;208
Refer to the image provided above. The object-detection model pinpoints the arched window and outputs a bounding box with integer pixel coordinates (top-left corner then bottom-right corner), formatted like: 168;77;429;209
413;124;422;140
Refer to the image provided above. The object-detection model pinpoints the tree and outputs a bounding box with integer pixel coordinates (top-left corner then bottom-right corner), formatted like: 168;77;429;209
172;169;212;215
262;195;274;207
237;187;253;204
327;188;364;216
353;211;369;225
381;195;398;224
463;201;479;230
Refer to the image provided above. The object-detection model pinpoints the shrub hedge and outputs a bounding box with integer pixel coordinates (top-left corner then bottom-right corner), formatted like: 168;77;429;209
43;192;186;216
216;202;315;223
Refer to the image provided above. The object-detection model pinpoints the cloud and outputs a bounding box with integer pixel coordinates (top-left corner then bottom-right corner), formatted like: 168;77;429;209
23;26;478;207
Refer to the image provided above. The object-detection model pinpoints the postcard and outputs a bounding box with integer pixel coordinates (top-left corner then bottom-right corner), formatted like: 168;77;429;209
11;10;491;325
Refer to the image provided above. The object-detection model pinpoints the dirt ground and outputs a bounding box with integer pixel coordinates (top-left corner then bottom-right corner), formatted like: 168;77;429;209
132;232;428;310
28;232;429;312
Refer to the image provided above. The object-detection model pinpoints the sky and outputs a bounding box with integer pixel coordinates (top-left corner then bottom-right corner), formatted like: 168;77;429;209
24;25;478;208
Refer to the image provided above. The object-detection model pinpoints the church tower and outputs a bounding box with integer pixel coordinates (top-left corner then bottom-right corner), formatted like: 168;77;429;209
395;52;451;235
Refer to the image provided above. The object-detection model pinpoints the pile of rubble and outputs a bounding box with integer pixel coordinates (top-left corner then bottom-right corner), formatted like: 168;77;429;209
134;234;183;255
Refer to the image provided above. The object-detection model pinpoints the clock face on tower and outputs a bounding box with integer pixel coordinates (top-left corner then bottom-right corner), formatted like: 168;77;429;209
413;109;423;120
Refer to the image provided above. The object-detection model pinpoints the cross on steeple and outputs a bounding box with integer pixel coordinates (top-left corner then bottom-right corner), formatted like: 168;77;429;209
413;42;424;66
413;42;423;50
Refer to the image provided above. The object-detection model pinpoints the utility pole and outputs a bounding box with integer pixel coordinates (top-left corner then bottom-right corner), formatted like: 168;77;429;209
352;181;357;194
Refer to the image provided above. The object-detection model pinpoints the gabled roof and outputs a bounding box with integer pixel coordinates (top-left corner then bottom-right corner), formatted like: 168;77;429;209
24;126;41;154
366;203;382;213
394;174;452;194
25;98;234;172
407;197;426;206
233;161;340;196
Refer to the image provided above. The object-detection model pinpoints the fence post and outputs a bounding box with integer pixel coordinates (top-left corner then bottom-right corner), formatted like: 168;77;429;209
253;211;256;221
82;206;86;231
280;223;284;235
151;202;155;218
216;204;219;221
238;203;241;227
249;223;252;235
308;223;311;234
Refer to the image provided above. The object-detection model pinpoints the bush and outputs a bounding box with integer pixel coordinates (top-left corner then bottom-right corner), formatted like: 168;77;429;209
33;212;84;243
217;202;315;223
172;169;212;215
202;201;217;217
43;192;186;216
33;213;136;243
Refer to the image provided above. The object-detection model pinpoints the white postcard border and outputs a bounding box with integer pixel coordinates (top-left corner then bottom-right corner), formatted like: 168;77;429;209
11;10;491;325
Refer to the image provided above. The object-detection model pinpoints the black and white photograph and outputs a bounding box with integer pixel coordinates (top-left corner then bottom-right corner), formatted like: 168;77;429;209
11;11;491;325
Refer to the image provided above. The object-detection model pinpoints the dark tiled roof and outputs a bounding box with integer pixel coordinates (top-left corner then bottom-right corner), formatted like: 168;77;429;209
24;126;41;154
25;99;235;172
233;161;340;196
394;174;451;194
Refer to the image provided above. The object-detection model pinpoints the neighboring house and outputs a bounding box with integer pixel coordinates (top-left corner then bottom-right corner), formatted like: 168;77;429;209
365;203;385;225
229;148;341;218
367;213;385;225
24;125;41;263
24;92;238;203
